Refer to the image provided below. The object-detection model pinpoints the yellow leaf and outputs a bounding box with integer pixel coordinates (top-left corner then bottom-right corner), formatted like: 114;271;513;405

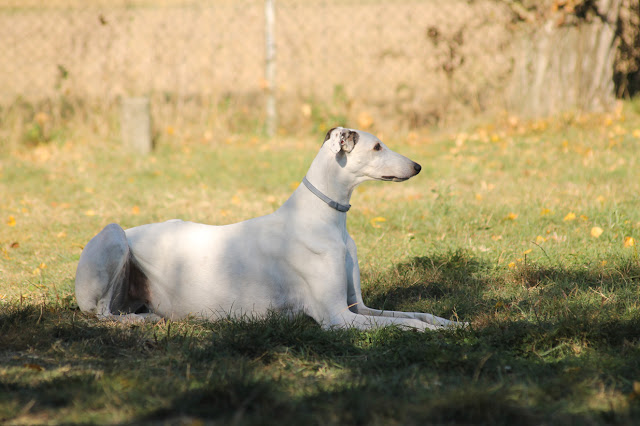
601;260;608;267
491;235;502;241
84;210;96;217
166;126;175;135
475;193;483;201
131;205;140;215
508;262;516;269
6;216;16;227
535;235;546;244
370;217;387;228
300;103;312;118
540;208;552;216
23;363;44;371
357;111;374;130
56;231;66;239
624;237;635;248
231;195;241;205
504;212;518;221
590;227;603;238
563;212;576;222
523;249;532;255
39;263;46;269
632;129;640;138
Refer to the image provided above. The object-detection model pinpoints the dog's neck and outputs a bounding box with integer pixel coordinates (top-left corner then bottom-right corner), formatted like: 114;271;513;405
304;147;356;208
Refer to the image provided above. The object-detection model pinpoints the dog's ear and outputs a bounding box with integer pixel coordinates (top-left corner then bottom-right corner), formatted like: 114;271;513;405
340;130;359;153
325;127;358;154
325;127;342;154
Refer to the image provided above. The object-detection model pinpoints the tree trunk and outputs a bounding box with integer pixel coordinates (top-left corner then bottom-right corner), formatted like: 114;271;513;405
509;0;622;117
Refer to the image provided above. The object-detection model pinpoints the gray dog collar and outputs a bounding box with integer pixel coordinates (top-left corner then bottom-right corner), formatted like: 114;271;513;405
302;177;351;212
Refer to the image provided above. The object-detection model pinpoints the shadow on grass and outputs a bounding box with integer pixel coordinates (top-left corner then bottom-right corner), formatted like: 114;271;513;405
363;249;640;324
2;250;640;424
361;249;494;320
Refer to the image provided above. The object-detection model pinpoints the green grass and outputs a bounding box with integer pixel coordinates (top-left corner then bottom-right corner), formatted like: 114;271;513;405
2;105;640;424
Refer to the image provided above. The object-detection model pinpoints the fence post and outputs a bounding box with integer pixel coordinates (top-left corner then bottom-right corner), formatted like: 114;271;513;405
265;0;277;137
121;97;152;154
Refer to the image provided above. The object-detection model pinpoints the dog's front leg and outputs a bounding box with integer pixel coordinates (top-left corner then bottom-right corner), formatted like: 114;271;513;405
345;236;462;329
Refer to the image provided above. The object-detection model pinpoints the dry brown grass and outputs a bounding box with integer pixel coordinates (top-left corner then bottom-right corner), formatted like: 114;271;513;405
0;0;516;142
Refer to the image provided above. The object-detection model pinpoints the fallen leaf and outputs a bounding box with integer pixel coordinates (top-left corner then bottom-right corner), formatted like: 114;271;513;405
357;111;374;130
10;242;19;248
131;206;140;215
84;210;96;217
590;227;604;238
504;212;518;221
6;216;16;227
370;217;387;228
624;237;635;248
23;363;44;371
563;212;576;222
523;249;532;255
535;235;546;244
540;208;552;216
301;103;312;118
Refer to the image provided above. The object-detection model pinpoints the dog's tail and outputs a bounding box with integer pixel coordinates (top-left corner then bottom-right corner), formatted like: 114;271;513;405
75;223;149;317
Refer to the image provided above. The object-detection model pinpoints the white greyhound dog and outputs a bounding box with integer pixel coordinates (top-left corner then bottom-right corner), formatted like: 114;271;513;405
75;127;458;331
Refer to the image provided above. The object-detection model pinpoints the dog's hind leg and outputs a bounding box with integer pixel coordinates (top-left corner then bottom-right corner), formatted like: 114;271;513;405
75;223;156;321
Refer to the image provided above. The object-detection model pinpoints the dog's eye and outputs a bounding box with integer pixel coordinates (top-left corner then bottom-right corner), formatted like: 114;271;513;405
373;143;382;151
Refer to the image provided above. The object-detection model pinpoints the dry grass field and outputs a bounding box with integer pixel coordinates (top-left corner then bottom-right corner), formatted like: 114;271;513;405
0;0;515;143
2;101;640;423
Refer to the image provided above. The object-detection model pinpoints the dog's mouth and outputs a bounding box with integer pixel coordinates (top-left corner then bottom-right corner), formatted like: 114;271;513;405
380;176;409;182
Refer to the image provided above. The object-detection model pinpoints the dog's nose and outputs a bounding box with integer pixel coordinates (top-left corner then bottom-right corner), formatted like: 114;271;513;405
414;163;422;174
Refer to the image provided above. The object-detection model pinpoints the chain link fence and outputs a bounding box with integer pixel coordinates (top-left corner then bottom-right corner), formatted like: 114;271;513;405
2;0;524;142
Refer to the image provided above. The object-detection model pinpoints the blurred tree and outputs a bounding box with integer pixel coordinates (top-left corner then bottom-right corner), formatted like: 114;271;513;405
505;0;627;116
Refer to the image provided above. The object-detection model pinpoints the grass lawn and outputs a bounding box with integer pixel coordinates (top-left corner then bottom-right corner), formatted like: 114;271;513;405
2;103;640;424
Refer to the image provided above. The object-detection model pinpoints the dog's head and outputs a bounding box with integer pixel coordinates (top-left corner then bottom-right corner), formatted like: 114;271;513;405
322;127;421;182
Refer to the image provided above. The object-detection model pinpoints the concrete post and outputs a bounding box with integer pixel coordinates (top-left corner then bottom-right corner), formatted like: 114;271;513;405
121;97;152;154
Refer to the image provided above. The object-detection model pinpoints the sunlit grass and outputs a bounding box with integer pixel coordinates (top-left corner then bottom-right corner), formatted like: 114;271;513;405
1;104;640;423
